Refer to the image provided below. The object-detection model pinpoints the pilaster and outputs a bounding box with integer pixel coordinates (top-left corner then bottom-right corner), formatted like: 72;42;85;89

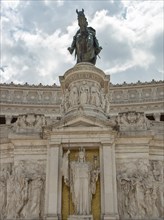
101;142;119;220
44;144;60;220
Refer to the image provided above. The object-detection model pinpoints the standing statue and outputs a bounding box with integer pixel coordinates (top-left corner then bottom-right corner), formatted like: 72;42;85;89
62;148;99;216
68;9;102;65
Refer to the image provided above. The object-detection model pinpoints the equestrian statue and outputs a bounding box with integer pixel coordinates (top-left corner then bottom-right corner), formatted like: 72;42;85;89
68;9;102;65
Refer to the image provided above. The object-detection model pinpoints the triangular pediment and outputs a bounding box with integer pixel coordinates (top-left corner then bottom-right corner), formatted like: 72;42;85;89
54;115;109;129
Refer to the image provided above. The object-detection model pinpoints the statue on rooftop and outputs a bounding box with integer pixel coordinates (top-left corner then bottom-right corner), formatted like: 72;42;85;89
68;9;102;65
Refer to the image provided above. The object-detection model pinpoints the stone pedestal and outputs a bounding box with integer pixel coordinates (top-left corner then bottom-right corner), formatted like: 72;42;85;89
59;62;110;120
68;215;93;220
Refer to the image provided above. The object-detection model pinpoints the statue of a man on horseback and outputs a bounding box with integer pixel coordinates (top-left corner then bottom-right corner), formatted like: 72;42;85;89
68;9;102;65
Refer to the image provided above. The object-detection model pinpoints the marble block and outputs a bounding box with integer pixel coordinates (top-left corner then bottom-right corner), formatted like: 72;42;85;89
68;215;93;220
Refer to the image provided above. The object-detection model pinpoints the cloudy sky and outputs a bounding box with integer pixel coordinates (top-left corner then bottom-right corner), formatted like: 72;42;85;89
0;0;163;85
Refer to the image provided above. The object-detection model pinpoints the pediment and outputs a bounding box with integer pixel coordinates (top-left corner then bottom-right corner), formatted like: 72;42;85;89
55;115;108;129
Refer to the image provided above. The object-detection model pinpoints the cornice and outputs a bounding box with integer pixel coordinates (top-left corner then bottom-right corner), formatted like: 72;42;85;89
1;79;163;89
0;82;60;89
109;80;164;88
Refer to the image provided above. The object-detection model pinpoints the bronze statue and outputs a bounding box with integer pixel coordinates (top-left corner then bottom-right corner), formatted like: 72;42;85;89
68;9;102;65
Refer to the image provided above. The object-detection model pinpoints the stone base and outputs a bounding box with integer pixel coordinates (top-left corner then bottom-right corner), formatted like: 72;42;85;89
44;214;60;220
45;218;59;220
68;215;93;220
103;214;119;220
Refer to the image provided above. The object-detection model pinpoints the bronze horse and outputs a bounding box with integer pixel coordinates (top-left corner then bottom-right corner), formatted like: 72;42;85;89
68;9;102;65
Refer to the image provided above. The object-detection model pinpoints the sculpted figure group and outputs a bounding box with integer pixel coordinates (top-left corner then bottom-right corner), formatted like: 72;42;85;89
117;159;164;219
0;161;45;220
117;111;150;131
62;81;110;114
12;113;47;133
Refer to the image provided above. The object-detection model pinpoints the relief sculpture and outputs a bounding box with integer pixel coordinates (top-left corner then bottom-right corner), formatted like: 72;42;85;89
80;81;90;105
0;164;11;220
69;84;79;106
117;111;150;131
117;159;164;219
62;80;110;114
90;83;100;106
12;113;47;133
0;161;45;220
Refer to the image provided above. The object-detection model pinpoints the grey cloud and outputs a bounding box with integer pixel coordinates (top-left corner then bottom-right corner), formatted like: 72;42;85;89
151;31;163;62
16;0;126;34
1;0;163;85
110;65;163;84
17;1;76;34
71;0;124;17
96;25;132;71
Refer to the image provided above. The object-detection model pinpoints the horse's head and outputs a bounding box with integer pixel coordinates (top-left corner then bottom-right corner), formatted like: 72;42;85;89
76;9;88;29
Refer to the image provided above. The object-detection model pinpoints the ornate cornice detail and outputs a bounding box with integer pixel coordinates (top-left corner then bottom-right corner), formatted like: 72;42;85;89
110;79;164;87
60;63;109;92
0;82;58;88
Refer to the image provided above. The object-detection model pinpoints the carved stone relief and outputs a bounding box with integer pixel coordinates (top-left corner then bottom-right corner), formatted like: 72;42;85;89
142;88;152;99
61;80;110;114
0;161;45;220
0;164;11;220
12;113;47;133
117;159;164;219
156;87;164;98
117;111;150;131
0;87;61;105
128;89;139;100
42;92;52;103
0;90;9;101
27;91;39;102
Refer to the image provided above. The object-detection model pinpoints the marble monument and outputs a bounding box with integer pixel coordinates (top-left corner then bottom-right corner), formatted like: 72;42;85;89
0;9;163;220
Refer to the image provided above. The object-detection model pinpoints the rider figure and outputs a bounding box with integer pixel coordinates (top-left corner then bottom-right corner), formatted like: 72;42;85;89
68;9;102;65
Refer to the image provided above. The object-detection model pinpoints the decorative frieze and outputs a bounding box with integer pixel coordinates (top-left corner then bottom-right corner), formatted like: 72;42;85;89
109;82;164;104
61;80;110;114
0;80;163;120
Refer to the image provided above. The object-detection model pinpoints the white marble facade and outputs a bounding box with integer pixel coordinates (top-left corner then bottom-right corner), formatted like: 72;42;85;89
0;63;164;220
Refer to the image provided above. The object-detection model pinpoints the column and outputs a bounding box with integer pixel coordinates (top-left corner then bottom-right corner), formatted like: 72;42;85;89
5;115;12;125
45;144;60;220
101;144;119;220
154;112;161;121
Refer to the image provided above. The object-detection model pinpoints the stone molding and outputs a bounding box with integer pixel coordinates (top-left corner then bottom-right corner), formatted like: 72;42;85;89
68;215;93;220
